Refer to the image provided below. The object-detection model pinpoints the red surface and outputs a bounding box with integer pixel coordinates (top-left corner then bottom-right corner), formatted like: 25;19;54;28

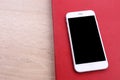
52;0;120;80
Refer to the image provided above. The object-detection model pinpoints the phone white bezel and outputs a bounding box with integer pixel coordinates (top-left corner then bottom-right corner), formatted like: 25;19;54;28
66;10;108;72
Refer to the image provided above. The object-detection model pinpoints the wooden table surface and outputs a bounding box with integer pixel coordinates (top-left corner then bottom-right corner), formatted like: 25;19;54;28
0;0;54;80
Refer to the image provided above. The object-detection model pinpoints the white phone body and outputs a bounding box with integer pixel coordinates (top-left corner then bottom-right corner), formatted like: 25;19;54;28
66;10;108;73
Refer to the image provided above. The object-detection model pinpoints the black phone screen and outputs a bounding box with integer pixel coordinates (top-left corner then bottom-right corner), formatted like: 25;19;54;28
68;16;106;64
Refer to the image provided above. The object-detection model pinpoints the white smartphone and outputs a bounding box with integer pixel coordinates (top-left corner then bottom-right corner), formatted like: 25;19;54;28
66;10;108;72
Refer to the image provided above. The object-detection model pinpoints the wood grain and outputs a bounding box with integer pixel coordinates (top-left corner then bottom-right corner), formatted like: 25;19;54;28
0;0;54;80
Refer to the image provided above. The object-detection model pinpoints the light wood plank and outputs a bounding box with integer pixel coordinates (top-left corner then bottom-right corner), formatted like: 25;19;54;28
0;0;55;80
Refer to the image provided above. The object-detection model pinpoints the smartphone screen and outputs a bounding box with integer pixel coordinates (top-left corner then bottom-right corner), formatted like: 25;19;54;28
68;16;106;64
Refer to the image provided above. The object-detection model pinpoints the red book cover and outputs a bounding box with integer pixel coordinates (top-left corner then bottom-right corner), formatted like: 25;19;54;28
52;0;120;80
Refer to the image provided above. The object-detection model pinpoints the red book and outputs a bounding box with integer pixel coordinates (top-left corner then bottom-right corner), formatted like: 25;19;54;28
52;0;120;80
